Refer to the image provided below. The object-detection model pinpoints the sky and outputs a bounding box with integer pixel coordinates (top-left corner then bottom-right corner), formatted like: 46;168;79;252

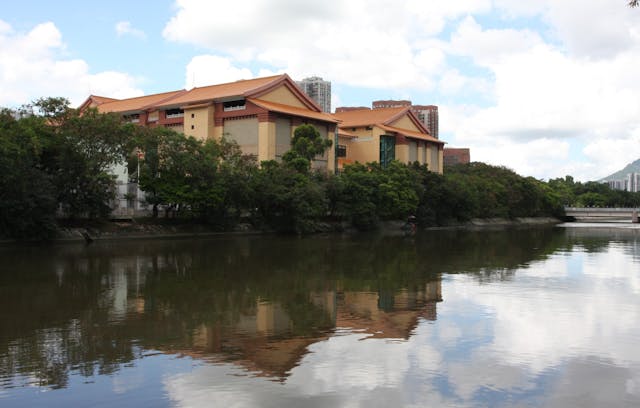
1;0;639;181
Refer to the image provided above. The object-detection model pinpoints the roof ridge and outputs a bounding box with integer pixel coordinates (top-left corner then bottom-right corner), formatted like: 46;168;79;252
96;89;186;108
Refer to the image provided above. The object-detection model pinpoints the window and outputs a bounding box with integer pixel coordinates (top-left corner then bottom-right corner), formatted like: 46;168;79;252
337;145;347;158
223;100;246;111
123;113;140;123
165;108;184;118
379;135;395;168
191;113;195;118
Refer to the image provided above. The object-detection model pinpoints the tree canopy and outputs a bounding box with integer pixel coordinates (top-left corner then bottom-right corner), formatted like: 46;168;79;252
5;98;636;240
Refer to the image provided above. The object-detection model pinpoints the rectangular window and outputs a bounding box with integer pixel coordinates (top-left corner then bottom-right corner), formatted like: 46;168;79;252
223;100;246;112
337;144;347;157
380;135;395;168
123;113;140;123
165;108;184;118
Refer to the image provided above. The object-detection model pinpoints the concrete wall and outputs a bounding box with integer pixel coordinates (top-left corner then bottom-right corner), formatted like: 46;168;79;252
275;117;291;159
259;86;307;109
224;117;259;156
183;105;214;140
258;121;276;163
390;115;421;132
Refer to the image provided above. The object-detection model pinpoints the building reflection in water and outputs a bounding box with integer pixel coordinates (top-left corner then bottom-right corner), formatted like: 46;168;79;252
176;281;442;380
4;228;553;389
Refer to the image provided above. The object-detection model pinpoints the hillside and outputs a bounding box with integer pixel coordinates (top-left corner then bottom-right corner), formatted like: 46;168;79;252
600;158;640;181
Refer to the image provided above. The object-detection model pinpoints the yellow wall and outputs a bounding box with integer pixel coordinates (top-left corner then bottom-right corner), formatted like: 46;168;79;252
213;125;224;140
396;142;409;163
258;121;276;163
425;144;444;174
390;114;421;132
260;85;308;109
183;105;214;140
344;127;379;164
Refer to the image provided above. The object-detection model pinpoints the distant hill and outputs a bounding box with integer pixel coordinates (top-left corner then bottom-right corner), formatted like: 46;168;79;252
600;158;640;182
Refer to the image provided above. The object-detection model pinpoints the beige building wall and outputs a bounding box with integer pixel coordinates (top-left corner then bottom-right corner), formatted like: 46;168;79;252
224;117;259;156
344;127;380;164
213;125;224;140
396;141;409;163
408;140;418;162
418;143;426;165
258;121;276;163
183;105;214;140
259;86;307;109
390;115;422;132
426;144;444;173
275;118;291;159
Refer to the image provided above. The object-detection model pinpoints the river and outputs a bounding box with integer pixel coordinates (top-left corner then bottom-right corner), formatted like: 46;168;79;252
0;225;639;407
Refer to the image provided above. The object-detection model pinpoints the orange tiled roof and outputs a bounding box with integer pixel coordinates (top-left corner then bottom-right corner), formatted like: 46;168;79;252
333;107;407;127
89;95;119;105
96;90;187;114
378;124;444;144
156;75;285;108
249;98;338;123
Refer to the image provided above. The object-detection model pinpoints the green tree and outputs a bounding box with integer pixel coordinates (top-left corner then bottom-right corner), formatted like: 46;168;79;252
282;124;332;170
45;106;134;218
250;160;327;233
0;109;57;239
134;128;256;227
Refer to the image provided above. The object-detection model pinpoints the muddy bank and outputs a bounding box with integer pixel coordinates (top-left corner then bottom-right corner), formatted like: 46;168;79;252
1;217;562;244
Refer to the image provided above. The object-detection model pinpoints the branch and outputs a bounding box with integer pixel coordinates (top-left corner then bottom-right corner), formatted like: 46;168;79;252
630;0;639;7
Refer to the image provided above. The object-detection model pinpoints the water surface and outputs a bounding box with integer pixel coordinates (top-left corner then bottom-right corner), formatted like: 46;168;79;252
0;227;639;407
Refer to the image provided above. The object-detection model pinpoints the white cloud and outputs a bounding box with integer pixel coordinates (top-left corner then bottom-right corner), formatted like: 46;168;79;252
184;55;254;89
162;0;481;91
160;1;640;180
448;16;543;65
0;20;143;107
115;21;146;40
445;15;640;180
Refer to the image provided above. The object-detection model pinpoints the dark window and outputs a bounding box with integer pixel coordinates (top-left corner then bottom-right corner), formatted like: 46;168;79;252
223;100;246;111
165;108;184;118
337;144;347;157
379;135;395;168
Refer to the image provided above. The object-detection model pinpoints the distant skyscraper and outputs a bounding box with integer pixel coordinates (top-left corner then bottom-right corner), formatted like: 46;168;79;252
296;76;332;113
372;100;439;138
412;105;439;139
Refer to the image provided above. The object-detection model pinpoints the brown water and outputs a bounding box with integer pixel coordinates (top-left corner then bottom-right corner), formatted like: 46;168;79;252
0;226;639;407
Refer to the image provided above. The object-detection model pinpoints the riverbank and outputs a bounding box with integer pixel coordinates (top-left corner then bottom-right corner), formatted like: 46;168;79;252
41;217;561;243
0;217;567;245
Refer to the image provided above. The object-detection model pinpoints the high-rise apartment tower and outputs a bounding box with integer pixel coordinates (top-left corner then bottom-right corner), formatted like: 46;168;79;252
296;76;332;113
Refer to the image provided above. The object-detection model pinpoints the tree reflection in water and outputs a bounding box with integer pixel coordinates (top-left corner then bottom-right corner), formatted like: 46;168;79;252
0;227;619;388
